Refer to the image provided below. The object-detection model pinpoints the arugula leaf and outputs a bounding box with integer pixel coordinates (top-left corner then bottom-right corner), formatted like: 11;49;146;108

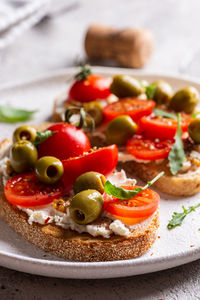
153;108;177;120
168;113;186;175
34;130;55;146
0;105;36;123
168;203;200;229
146;84;156;99
104;171;164;200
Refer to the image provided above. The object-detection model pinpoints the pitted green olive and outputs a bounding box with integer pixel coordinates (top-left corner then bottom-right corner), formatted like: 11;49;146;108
152;80;173;105
110;74;144;98
105;115;138;145
13;125;37;143
10;140;38;173
188;118;200;143
69;189;103;225
35;156;64;184
73;171;106;194
169;87;199;113
84;101;103;126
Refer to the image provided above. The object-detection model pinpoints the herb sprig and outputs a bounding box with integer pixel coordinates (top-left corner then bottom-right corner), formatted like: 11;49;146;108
34;130;55;146
65;106;95;132
168;113;186;175
104;171;164;200
153;108;177;120
75;65;92;81
0;105;37;123
168;203;200;229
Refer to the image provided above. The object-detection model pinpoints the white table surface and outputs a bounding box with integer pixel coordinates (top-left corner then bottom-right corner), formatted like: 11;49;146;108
1;0;200;299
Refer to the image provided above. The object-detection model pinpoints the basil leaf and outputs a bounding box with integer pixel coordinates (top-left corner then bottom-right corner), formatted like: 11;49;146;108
0;105;36;123
168;113;186;175
153;108;177;120
104;171;164;200
168;203;200;229
146;84;156;99
34;130;55;146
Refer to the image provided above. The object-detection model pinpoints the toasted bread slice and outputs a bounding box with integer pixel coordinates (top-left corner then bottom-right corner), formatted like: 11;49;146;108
118;159;200;196
0;137;159;262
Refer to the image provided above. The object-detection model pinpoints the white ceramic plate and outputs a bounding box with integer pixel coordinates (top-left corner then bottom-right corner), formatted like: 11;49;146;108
1;67;200;279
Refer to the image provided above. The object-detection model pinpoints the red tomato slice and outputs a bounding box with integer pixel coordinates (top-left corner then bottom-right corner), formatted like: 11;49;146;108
103;98;155;122
62;145;118;190
126;134;173;160
140;114;192;140
103;185;159;220
4;172;66;207
68;75;111;102
38;123;91;160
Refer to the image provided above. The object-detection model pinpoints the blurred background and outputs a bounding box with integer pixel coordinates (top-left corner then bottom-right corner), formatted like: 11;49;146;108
1;0;200;86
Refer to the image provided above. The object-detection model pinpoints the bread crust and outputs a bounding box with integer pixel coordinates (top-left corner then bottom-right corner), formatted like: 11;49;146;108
0;139;159;262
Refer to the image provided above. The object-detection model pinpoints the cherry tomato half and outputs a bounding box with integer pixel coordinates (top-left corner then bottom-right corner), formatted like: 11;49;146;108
62;145;118;190
103;98;155;122
5;172;66;207
140;114;192;140
103;185;159;223
38;123;91;160
126;134;173;160
68;75;111;103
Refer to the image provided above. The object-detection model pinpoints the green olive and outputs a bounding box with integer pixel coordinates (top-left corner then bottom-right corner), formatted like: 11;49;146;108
169;87;199;113
105;115;137;145
188;118;200;143
13;125;37;143
73;171;106;194
35;156;64;184
69;189;103;224
110;74;144;98
10;140;38;173
84;101;103;126
152;80;173;105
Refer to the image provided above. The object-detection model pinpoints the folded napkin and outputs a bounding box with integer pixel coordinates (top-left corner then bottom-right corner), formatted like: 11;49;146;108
0;0;50;49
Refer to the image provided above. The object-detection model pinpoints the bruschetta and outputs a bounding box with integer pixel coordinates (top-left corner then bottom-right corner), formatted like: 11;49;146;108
0;123;160;262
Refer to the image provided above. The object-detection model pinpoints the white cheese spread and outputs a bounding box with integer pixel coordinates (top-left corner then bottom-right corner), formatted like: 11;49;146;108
109;219;130;237
18;201;131;239
190;150;200;160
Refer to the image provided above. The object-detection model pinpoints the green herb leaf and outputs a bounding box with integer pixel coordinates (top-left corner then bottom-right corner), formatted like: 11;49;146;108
104;171;164;200
168;113;186;175
75;65;92;81
146;84;156;99
153;108;177;120
168;203;200;229
34;130;55;146
0;105;37;123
